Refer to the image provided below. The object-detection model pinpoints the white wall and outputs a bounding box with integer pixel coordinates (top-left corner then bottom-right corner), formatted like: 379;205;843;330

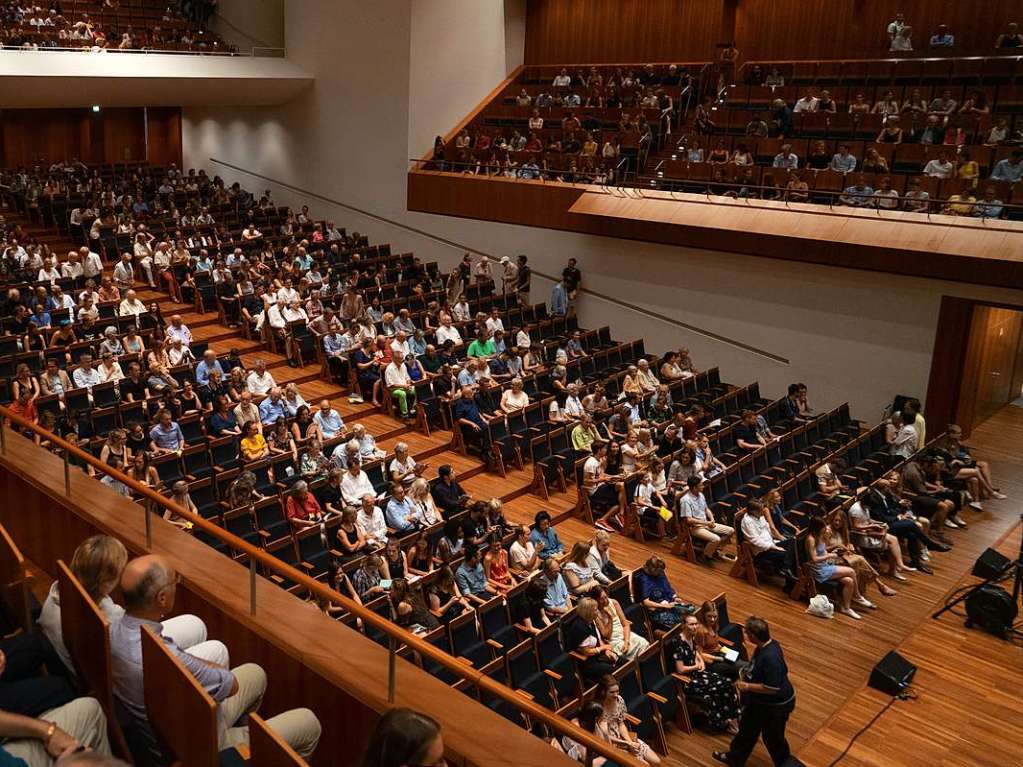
408;0;526;160
211;0;285;52
181;0;1023;422
0;49;310;107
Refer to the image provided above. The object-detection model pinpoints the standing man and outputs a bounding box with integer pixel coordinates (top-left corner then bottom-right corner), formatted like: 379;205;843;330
713;616;799;767
514;254;531;307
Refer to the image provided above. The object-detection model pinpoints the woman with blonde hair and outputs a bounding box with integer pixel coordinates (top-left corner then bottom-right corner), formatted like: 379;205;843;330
408;477;442;526
38;535;226;674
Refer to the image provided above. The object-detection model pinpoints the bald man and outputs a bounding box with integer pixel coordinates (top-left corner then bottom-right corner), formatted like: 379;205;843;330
109;556;320;760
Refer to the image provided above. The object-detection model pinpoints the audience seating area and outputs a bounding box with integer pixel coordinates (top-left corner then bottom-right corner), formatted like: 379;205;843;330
424;55;1023;218
0;0;231;53
0;160;995;765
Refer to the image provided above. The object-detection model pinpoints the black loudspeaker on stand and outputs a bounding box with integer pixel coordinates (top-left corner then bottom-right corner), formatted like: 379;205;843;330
931;513;1023;640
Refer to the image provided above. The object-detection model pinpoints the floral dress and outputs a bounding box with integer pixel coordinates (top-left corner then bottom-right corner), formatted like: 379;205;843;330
672;637;739;731
599;695;654;762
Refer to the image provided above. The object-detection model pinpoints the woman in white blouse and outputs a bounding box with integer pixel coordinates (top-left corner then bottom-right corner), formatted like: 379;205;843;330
500;377;531;412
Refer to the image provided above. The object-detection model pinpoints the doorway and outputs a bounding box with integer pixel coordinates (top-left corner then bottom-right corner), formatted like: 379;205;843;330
926;297;1023;438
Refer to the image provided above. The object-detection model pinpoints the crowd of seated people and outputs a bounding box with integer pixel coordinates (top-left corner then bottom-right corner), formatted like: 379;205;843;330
431;63;703;184
0;533;320;765
0;0;229;52
0;159;1013;765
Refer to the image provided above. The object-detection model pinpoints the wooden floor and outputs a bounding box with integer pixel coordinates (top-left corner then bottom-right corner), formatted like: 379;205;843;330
497;405;1023;767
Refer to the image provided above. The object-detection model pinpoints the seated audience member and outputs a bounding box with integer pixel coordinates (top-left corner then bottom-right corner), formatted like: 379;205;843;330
804;517;873;620
562;540;609;595
739;500;797;583
595;675;661;766
530;510;566;560
454;545;496;605
678;477;734;561
590;584;648;661
634;556;690;631
431;464;468;516
829;144;857;174
540;558;572;618
567;598;619;684
839;175;875;207
671;614;740;734
109;555;321;759
0;699;113;765
930;24;954;46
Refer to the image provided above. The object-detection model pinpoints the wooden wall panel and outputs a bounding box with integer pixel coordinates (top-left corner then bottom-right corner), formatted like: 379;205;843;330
524;0;1023;65
736;0;1023;62
524;0;725;64
0;107;181;168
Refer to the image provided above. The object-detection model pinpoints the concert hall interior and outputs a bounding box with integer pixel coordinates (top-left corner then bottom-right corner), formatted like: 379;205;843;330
2;2;1023;767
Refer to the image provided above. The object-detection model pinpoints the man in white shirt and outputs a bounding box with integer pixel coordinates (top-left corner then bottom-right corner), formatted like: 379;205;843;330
485;308;505;334
72;354;103;390
165;315;192;348
740;500;797;581
246;359;276;396
390;331;411;359
563;383;584;419
553;68;571;87
341;463;377;508
119;289;147;317
891;411;919;459
435;319;463;346
276;280;299;305
384;353;417;419
112;253;135;290
923;151;954;179
80;246;104;280
793;93;819;113
61;251;84;281
356;494;388;547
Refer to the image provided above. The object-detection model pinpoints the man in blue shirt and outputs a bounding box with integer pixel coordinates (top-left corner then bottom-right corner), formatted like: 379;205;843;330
972;186;1004;219
109;555;321;760
991;151;1023;183
840;176;875;207
451;385;494;455
384;484;420;534
455;546;494;605
194;350;225;387
258;387;288;427
540;558;571;617
550;278;569;317
322;329;350;383
829;144;857;174
929;24;955;47
713;617;796;767
149;409;184;453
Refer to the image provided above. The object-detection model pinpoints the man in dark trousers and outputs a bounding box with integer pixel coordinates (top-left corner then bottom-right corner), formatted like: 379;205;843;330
713;616;802;766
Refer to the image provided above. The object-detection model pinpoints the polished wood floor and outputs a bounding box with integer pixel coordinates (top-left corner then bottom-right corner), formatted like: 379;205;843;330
498;405;1023;767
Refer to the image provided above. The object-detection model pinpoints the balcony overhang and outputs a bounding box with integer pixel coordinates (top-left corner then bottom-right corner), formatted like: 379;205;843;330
0;49;312;107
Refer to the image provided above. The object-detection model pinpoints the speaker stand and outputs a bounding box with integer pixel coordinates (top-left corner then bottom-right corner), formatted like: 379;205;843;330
932;513;1023;640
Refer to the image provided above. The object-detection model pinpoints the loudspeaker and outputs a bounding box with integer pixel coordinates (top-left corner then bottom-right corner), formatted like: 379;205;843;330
868;651;917;697
972;548;1012;580
965;584;1018;637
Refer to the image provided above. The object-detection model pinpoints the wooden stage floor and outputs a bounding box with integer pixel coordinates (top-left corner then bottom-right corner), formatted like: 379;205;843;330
519;405;1023;767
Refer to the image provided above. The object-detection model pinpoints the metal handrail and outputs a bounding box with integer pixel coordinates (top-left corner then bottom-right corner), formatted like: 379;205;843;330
0;43;284;57
0;405;646;767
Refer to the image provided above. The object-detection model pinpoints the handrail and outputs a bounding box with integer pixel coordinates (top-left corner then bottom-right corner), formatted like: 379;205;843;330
0;405;646;767
0;44;285;57
739;53;1023;69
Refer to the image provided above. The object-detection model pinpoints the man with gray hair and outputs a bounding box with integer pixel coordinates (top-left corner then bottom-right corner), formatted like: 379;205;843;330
109;555;321;761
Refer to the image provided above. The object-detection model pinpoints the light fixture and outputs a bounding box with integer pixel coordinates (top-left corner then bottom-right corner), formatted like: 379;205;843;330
91;105;101;112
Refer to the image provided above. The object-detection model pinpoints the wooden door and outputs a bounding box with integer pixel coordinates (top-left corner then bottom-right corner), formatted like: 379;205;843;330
958;306;1023;434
